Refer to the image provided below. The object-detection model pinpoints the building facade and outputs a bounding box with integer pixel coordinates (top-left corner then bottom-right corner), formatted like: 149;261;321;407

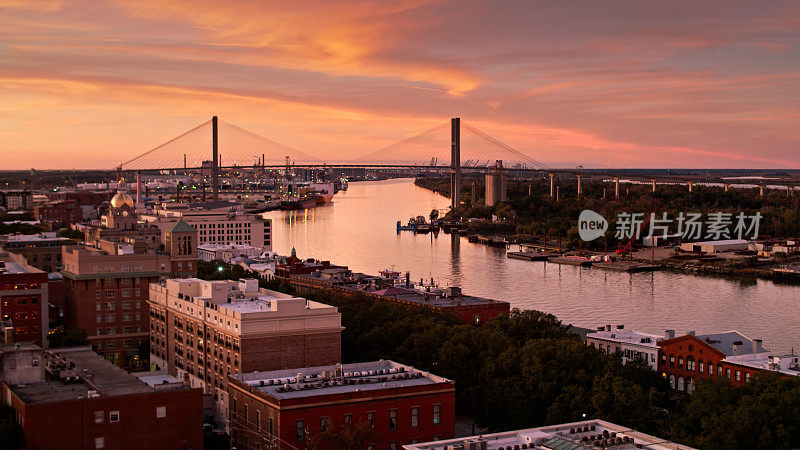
0;190;33;210
148;277;343;426
484;160;508;207
0;253;49;346
586;325;661;370
0;233;80;273
228;360;456;450
33;200;83;229
1;346;203;450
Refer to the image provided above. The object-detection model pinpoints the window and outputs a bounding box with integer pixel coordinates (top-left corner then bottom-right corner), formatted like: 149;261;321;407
244;405;248;422
320;416;329;431
269;417;274;436
121;289;131;298
669;354;675;367
735;370;741;381
411;407;419;428
344;414;352;427
156;406;166;418
94;411;104;424
745;372;751;383
296;420;305;442
725;368;731;379
109;411;119;423
698;360;704;374
257;410;262;431
96;315;102;324
687;356;695;371
389;409;397;430
122;301;132;309
678;356;684;368
717;364;723;376
105;290;115;299
367;411;375;428
390;443;398;450
433;404;441;424
95;437;105;449
708;363;714;375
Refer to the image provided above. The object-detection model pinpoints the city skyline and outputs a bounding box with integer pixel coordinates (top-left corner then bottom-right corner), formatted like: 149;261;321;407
2;1;800;169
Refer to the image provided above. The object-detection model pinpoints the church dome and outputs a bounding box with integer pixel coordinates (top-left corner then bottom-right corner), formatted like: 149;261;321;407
110;192;134;208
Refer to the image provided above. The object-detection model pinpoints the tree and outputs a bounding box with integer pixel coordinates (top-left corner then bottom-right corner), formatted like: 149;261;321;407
48;326;89;347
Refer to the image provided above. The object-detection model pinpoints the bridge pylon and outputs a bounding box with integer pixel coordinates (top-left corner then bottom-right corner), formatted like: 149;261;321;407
450;118;461;209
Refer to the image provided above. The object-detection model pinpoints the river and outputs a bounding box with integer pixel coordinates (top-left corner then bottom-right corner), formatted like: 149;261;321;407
263;178;800;353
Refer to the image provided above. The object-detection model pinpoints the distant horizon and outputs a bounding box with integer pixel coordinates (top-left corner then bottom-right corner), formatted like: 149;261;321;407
1;2;799;169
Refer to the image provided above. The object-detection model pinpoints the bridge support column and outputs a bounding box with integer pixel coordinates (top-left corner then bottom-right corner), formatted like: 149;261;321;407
549;173;555;197
212;116;219;202
687;181;693;192
651;179;656;193
450;118;461;209
576;175;582;198
759;185;764;197
724;183;729;193
614;177;620;197
556;186;560;202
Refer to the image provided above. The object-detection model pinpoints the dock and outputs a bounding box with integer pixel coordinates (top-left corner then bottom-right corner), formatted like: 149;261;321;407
593;261;660;272
507;251;558;261
549;256;592;266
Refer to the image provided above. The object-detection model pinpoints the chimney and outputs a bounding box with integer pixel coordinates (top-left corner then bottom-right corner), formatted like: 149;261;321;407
606;324;612;332
665;330;675;340
753;339;763;354
732;341;742;356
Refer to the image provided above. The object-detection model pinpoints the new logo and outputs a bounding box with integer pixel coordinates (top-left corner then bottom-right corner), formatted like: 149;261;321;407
578;210;608;241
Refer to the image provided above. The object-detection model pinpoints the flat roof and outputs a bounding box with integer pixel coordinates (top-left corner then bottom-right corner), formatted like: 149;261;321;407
231;360;452;400
587;329;661;347
403;419;696;450
0;258;41;275
9;347;167;404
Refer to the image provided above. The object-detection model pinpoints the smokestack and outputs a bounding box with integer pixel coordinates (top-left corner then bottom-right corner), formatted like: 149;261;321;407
665;329;675;340
212;116;219;201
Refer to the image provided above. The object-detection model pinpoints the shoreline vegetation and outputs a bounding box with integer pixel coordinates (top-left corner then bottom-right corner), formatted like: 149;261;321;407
413;176;800;282
197;261;800;449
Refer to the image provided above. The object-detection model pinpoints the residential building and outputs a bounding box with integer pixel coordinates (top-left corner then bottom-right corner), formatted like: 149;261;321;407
586;325;661;370
0;253;49;346
148;277;343;426
403;419;695;450
228;360;455;450
722;351;800;386
0;346;203;450
657;329;769;392
0;190;33;210
33;200;83;229
141;203;272;251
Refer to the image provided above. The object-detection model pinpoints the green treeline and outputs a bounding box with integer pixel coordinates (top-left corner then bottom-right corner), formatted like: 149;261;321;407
416;176;800;250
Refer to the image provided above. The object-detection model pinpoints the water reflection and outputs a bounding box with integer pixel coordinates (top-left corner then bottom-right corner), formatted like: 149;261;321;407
263;178;800;353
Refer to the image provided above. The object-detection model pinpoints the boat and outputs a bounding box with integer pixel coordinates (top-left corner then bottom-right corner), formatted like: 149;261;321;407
280;196;318;210
308;182;336;204
379;268;401;279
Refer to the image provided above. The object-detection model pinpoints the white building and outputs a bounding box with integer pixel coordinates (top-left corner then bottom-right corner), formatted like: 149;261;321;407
586;325;661;370
197;243;262;263
404;419;695;450
141;205;272;251
680;239;748;253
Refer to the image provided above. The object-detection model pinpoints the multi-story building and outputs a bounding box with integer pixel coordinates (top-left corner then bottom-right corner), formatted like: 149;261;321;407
403;419;695;450
0;346;203;450
0;189;33;210
0;232;81;273
0;253;49;346
49;189;115;208
198;243;263;263
141;203;272;251
658;329;769;392
33;200;83;229
586;325;662;370
228;360;456;450
148;277;343;426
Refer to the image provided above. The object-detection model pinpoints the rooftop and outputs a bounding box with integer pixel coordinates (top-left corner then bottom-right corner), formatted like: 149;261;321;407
0;255;42;275
231;360;452;400
587;327;661;347
695;330;768;357
10;347;165;404
723;352;800;376
403;419;695;450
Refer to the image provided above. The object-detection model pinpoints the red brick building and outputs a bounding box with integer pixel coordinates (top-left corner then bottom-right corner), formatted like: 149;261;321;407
34;200;83;229
0;233;80;273
228;361;455;450
49;189;115;208
149;277;343;427
1;346;203;450
657;330;769;392
0;253;49;346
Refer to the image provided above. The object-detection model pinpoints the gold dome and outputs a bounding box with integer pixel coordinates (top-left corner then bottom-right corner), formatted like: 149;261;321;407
110;192;134;208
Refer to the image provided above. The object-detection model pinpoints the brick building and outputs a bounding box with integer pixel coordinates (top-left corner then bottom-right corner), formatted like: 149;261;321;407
0;189;33;210
0;253;49;346
228;360;456;450
33;200;83;229
0;233;81;273
657;330;769;392
49;189;115;208
148;277;342;427
1;346;203;450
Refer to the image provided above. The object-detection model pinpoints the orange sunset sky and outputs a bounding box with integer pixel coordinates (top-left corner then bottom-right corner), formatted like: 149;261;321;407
1;0;799;169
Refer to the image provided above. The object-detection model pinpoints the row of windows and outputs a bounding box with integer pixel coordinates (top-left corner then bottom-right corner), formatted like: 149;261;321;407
1;296;39;306
292;405;442;442
95;300;142;310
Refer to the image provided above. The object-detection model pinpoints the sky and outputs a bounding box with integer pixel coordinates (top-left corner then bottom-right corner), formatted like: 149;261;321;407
1;0;799;169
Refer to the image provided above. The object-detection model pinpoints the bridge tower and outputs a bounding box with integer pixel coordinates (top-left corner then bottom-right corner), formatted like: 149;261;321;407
212;116;219;201
450;117;461;209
